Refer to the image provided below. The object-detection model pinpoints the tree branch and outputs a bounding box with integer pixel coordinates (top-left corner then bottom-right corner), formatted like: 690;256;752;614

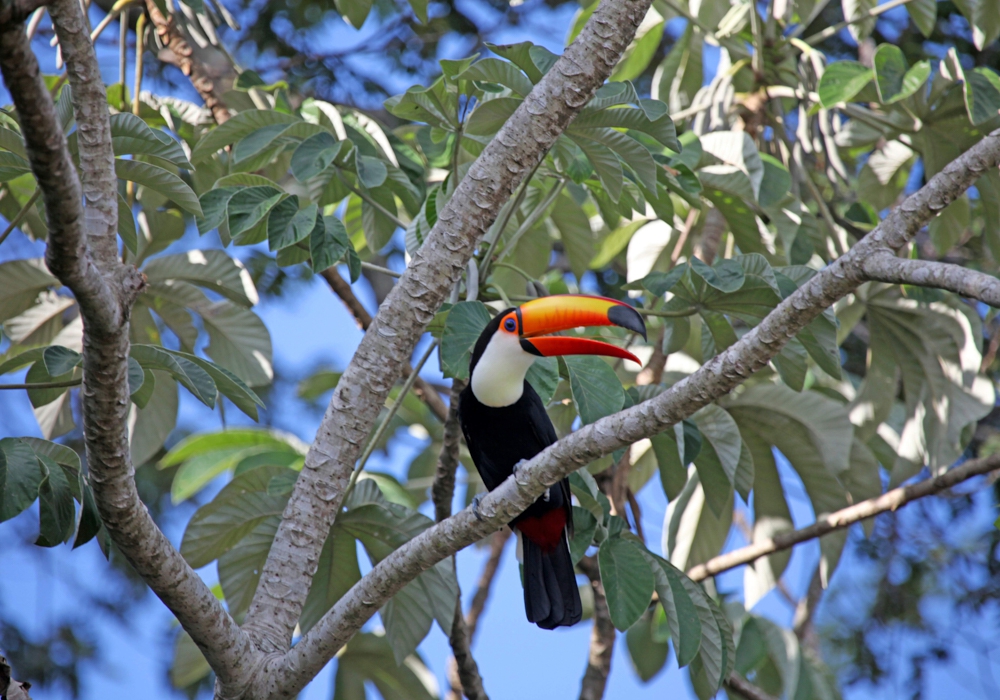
320;267;449;422
143;0;232;124
269;128;1000;693
0;0;47;26
0;11;253;688
244;0;659;655
466;528;511;639
725;672;780;700
859;252;1000;306
433;381;466;523
577;556;615;700
685;452;1000;582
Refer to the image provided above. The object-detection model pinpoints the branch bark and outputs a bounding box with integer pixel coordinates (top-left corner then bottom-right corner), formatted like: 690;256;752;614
0;10;253;688
685;452;1000;582
577;557;615;700
269;128;1000;695
244;0;658;657
465;528;511;639
143;0;233;124
859;251;1000;306
320;267;449;422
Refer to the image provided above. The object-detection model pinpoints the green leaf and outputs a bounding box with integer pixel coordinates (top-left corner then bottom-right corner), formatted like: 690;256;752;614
0;259;58;323
130;344;218;407
626;608;671;681
36;454;75;546
0;438;42;521
299;524;362;632
191;110;299;162
291;132;343;181
233;123;294;164
906;0;937;36
591;219;649;269
218;517;279;617
271;204;318;252
118;193;137;254
525;356;559;405
611;20;665;82
598;536;655;631
551;191;596;279
227;187;285;242
690;404;741;516
110;113;192;168
197;301;273;387
336;0;373;28
569;134;624;201
332;632;438;700
143;250;259;308
965;67;1000;126
690;257;744;293
42;346;81;376
440;301;492;380
0;151;30;181
464;97;522;137
564;355;626;425
817;61;872;108
311;215;353;272
171;632;211;688
115;159;202;216
356;154;388;189
758;154;790;209
458;58;534;97
180;465;290;568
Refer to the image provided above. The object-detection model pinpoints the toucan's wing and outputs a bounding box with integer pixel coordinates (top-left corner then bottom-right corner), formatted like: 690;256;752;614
521;382;574;536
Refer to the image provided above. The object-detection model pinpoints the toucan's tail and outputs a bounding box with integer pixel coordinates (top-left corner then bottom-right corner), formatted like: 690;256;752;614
522;534;582;629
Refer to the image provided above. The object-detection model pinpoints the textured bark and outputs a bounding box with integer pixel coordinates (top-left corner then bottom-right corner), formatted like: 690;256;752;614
433;381;466;523
143;0;232;124
320;267;449;422
466;528;511;639
0;0;46;27
447;600;489;700
243;0;657;655
0;12;253;688
685;452;1000;582
578;557;615;700
860;252;1000;306
269;129;1000;693
792;566;823;653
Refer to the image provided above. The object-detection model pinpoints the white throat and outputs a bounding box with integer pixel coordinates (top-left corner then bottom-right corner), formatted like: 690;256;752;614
470;331;537;407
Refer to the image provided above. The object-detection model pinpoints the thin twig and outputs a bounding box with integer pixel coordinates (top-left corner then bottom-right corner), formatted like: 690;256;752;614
0;379;81;390
725;673;780;700
578;555;615;700
0;189;41;247
360;261;402;278
686;453;1000;582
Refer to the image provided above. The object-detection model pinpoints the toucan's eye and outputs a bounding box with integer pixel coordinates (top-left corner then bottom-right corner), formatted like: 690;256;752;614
503;317;517;333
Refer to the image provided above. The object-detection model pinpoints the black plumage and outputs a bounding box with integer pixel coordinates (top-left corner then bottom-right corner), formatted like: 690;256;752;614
459;312;582;629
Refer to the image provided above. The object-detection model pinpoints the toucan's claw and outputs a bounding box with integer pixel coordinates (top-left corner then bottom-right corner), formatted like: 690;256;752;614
513;459;529;478
472;493;486;522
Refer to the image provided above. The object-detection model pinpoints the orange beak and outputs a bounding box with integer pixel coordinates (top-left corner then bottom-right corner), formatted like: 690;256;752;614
513;295;646;364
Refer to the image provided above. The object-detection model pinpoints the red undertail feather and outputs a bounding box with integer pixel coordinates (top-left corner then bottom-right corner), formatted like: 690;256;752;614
515;508;567;552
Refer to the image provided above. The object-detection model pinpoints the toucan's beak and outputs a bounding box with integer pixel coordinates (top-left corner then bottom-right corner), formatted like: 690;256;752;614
517;295;646;364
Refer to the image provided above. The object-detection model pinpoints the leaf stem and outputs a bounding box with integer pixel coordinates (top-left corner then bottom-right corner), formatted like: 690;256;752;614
803;0;915;46
637;306;698;318
336;172;408;230
0;189;41;247
490;261;535;283
478;160;542;279
360;261;402;278
0;379;82;390
490;177;566;270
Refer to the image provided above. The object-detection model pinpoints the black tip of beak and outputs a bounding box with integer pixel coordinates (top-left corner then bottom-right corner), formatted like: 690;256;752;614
608;304;646;340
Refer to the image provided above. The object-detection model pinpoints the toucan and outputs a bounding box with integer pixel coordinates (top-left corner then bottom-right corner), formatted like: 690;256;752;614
459;294;646;629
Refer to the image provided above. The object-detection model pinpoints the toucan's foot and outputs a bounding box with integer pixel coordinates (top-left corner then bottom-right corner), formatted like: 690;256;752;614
472;494;486;522
513;459;530;478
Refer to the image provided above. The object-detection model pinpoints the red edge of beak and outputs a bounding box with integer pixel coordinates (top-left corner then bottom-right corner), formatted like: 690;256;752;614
524;337;642;365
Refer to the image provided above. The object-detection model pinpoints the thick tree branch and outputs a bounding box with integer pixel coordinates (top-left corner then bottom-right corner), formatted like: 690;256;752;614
859;252;1000;306
685;452;1000;582
577;556;615;700
268;129;1000;694
0;0;46;30
244;0;658;655
143;0;233;124
320;267;449;422
0;13;253;687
